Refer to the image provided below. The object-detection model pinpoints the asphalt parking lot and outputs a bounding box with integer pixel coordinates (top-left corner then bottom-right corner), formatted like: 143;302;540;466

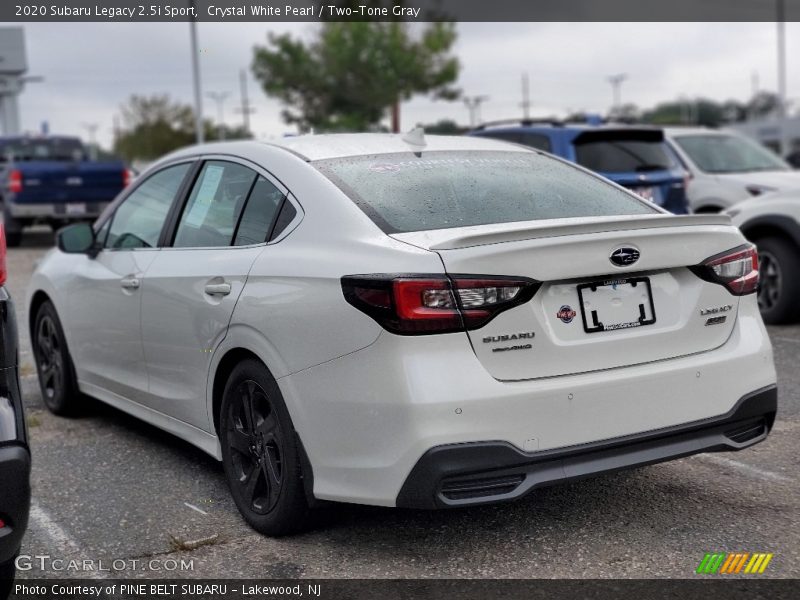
6;230;800;579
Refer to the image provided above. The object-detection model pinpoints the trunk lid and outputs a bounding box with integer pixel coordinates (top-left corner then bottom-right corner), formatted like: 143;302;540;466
393;214;745;381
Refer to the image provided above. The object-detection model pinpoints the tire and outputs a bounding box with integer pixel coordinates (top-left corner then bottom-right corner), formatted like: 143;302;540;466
4;231;21;248
755;236;800;324
0;558;14;599
3;207;22;247
32;300;80;415
220;359;310;536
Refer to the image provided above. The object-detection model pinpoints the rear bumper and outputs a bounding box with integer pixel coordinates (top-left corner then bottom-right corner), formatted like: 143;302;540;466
5;201;109;221
283;294;776;507
397;385;776;508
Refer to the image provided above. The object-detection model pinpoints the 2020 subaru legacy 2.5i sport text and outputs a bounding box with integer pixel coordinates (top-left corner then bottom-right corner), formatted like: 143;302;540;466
27;133;777;536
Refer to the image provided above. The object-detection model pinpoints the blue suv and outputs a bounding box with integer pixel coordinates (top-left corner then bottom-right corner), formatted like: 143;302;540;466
469;121;689;214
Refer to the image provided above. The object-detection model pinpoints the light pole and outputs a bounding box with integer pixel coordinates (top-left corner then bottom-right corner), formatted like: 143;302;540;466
189;0;204;144
207;91;230;140
236;69;256;136
776;0;790;157
463;95;489;128
607;73;628;116
81;122;99;159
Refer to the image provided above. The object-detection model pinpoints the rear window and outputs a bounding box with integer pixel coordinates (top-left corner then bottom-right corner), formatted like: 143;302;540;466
672;134;789;173
574;134;677;174
314;151;657;234
0;138;85;162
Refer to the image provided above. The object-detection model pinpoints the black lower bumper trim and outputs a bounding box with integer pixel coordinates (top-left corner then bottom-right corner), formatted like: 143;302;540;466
396;385;777;509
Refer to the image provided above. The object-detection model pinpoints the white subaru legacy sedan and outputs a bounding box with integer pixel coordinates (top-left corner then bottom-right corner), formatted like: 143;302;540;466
27;134;777;536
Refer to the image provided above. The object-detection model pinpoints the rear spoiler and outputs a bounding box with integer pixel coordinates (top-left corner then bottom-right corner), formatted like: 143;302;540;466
391;214;733;251
572;128;664;144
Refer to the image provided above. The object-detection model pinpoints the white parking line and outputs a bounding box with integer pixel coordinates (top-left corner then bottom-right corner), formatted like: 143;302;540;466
695;454;791;483
183;502;208;516
28;501;108;579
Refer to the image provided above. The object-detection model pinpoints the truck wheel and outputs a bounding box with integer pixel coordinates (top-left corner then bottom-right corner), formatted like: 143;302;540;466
3;208;22;247
4;231;22;247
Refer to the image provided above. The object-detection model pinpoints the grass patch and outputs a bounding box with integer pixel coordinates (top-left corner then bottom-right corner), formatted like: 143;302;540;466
167;533;220;553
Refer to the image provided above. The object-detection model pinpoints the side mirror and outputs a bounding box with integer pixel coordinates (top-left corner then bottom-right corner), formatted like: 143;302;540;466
57;223;96;255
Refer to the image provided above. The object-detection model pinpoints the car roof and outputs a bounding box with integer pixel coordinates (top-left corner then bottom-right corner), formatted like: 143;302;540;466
165;133;526;163
0;135;81;142
473;121;662;134
664;127;734;137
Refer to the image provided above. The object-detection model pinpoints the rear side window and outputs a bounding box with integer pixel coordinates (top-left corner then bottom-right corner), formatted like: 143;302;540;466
574;134;677;173
174;161;257;248
315;151;656;234
479;131;552;152
233;177;285;246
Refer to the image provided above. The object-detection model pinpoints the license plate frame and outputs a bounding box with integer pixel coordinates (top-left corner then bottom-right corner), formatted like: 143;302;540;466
631;186;657;203
65;202;87;215
576;276;657;334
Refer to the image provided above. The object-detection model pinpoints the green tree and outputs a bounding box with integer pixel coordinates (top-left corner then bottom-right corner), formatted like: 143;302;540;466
418;119;465;135
114;95;196;161
252;21;460;133
113;95;253;162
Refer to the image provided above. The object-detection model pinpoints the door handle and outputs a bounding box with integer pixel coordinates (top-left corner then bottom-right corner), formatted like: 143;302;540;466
204;282;232;296
120;277;140;290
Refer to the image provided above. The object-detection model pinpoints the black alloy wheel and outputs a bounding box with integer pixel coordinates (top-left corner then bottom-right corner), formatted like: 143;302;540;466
220;359;309;536
33;300;79;415
226;379;285;515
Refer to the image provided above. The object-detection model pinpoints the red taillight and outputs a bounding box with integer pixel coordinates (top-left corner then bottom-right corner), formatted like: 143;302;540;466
692;244;759;296
123;169;133;187
0;517;5;528
342;275;539;335
8;169;22;194
0;225;6;286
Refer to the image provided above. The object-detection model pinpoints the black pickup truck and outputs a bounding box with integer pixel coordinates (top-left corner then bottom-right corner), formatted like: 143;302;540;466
0;136;129;246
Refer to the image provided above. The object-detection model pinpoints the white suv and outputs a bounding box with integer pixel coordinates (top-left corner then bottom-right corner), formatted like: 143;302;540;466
28;134;777;535
665;127;800;213
727;190;800;323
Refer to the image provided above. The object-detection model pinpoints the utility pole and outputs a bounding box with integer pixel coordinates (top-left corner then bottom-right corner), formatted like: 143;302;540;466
236;69;256;136
520;73;531;119
207;91;230;141
776;0;790;156
81;122;99;159
607;73;628;116
463;95;489;128
189;0;204;144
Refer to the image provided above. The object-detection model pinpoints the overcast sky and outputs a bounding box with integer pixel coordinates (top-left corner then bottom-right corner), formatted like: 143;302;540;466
10;21;800;146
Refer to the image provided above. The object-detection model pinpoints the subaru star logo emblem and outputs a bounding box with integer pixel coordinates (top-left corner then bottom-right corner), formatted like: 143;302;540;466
610;246;640;267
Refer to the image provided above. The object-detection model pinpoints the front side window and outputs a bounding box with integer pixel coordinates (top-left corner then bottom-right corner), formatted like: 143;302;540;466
315;151;657;234
106;163;190;249
174;161;257;248
673;134;790;173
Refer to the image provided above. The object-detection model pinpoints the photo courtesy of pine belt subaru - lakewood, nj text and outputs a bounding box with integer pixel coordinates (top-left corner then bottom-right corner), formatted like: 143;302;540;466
27;133;777;536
